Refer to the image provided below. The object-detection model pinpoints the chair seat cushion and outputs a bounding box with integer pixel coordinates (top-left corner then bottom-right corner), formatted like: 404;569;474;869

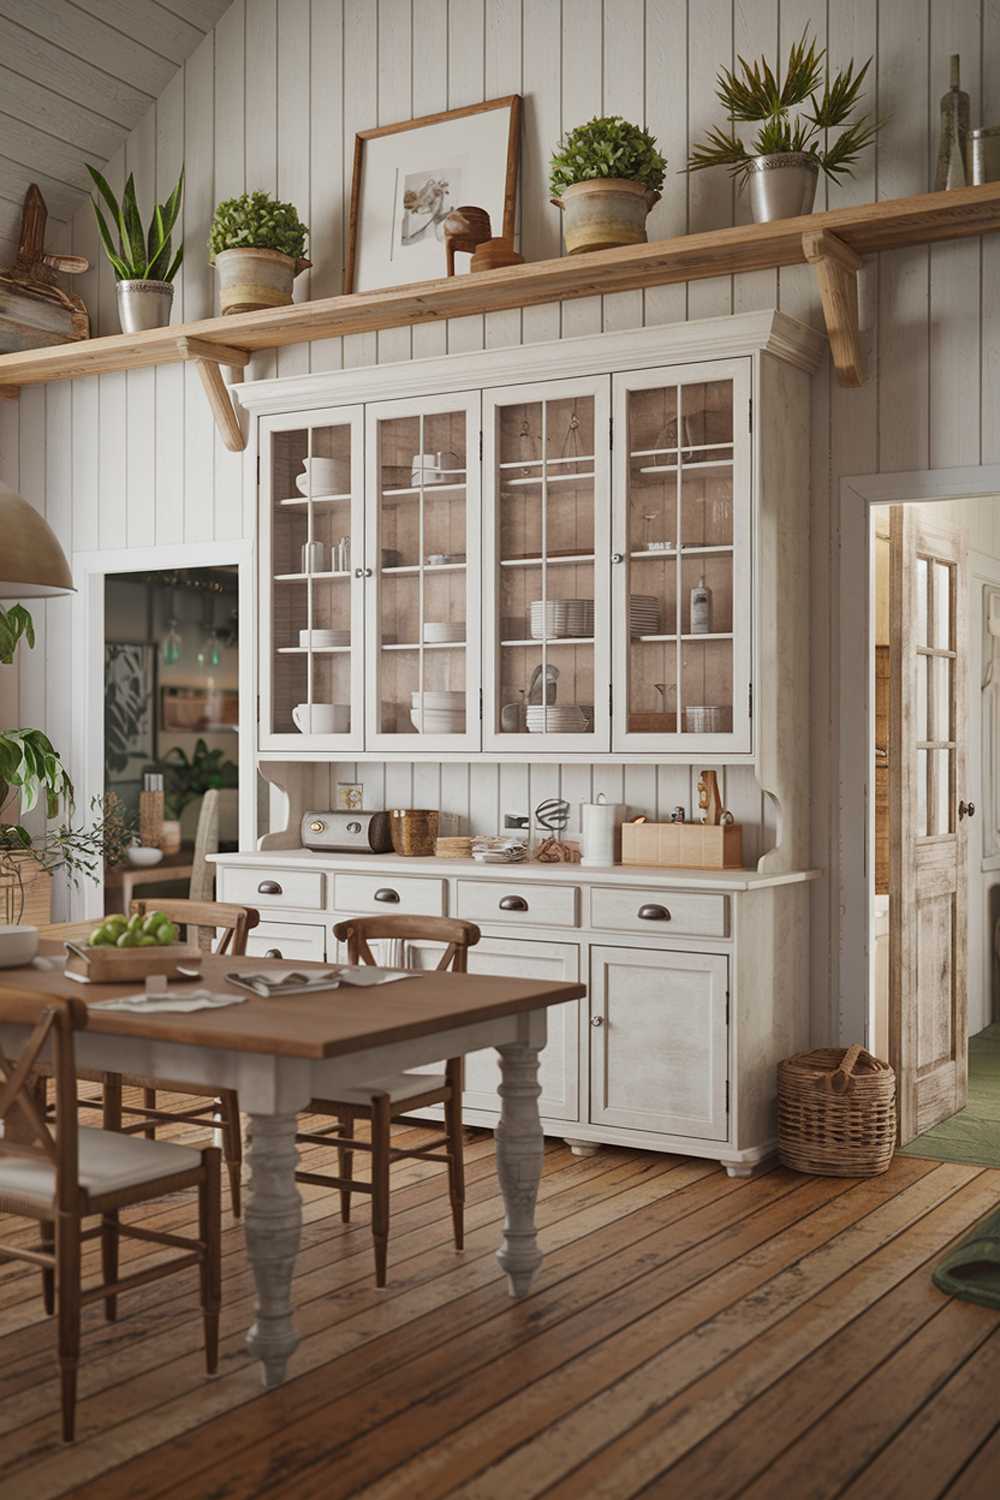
313;1070;447;1108
0;1127;202;1207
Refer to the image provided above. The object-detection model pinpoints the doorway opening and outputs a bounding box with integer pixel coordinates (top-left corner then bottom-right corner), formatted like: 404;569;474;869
871;498;1000;1164
104;565;240;914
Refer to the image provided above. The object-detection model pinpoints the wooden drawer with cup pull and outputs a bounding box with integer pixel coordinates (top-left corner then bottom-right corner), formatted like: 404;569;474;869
333;872;446;917
245;920;327;963
590;886;728;939
219;866;325;911
456;879;578;929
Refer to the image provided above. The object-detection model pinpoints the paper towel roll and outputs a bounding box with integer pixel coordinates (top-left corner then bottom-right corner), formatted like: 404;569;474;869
581;796;625;866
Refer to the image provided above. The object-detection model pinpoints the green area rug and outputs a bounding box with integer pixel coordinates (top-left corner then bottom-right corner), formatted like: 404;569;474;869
899;1023;1000;1169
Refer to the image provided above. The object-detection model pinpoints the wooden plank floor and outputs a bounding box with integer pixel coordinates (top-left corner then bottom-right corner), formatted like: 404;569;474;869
2;1095;999;1499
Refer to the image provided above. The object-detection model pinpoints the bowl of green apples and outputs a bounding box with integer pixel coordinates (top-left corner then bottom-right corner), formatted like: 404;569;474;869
65;909;201;982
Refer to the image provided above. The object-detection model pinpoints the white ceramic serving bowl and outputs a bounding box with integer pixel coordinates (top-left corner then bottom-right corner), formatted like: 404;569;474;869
0;924;38;968
126;845;164;868
293;703;350;733
422;622;465;643
411;690;464;708
410;709;464;732
299;628;348;648
295;457;350;496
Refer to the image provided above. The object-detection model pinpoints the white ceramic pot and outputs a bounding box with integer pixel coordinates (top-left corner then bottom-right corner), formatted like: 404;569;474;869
213;247;308;315
747;153;819;223
116;279;174;333
293;703;350;734
553;178;660;254
0;923;38;968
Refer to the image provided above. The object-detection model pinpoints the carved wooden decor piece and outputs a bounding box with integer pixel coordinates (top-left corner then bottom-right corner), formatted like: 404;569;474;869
0;186;90;353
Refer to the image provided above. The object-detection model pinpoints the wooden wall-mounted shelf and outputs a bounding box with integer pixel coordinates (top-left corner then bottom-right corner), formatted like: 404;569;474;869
0;182;998;449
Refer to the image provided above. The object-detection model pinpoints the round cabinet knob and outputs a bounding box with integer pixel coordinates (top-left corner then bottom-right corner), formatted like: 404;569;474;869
959;800;976;821
258;880;282;895
346;820;362;834
612;552;624;564
637;903;670;921
590;1016;604;1027
374;887;400;903
364;567;374;578
264;948;283;959
354;567;365;578
309;820;325;833
499;894;529;912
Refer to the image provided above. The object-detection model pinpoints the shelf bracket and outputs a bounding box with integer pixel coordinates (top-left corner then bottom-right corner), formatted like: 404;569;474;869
0;384;20;400
176;335;250;452
802;230;864;388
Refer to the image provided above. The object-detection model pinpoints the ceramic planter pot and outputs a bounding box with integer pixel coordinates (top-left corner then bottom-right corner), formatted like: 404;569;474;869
115;279;174;333
747;153;819;223
553;178;660;254
213;247;310;315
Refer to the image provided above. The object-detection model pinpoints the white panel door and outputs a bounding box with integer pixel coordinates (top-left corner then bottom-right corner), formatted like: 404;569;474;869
397;936;581;1122
258;405;365;752
589;945;728;1140
612;359;752;755
482;375;611;753
365;390;482;752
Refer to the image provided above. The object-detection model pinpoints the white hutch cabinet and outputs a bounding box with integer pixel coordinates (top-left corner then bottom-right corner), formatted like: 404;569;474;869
232;309;823;1174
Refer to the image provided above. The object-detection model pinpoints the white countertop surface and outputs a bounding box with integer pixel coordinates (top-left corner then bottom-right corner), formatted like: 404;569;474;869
209;848;821;892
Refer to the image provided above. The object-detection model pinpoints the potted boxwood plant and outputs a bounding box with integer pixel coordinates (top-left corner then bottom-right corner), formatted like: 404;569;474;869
549;116;667;254
86;165;184;331
687;28;881;222
208;191;311;314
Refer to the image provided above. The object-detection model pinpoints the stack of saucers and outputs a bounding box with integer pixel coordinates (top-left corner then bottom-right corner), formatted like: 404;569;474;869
410;689;464;733
525;704;589;734
628;595;661;637
529;598;595;640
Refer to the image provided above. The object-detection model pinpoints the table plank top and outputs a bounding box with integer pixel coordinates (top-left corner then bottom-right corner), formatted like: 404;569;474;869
0;953;585;1060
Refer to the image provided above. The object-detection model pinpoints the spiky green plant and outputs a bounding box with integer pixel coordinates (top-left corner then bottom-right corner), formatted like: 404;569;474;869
86;164;185;282
687;28;882;185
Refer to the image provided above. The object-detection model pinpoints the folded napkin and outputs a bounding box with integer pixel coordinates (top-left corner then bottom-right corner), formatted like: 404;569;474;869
225;967;418;998
90;990;248;1014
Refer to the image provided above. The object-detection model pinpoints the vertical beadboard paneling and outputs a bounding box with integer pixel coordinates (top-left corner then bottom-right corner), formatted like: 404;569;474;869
308;0;345;373
775;0;828;322
559;0;603;341
183;30;216;542
644;0;688;328
125;105;157;549
212;0;246;537
520;0;561;344
155;67;186;545
602;0;645;333
342;0;378;369
732;0;780;314
445;0;487;354
483;0;523;350
982;0;1000;471
375;0;414;367
245;0;278;383
409;0;450;360
688;0;734;318
276;0;312;380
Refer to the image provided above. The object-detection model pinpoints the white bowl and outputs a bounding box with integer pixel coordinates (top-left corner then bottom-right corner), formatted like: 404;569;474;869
411;690;465;708
410;709;464;732
0;924;38;968
422;622;465;643
126;846;164;868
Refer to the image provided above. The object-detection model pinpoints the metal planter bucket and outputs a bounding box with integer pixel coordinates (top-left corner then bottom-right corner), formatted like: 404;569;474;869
115;279;174;333
213;247;303;315
553;178;660;254
747;153;819;223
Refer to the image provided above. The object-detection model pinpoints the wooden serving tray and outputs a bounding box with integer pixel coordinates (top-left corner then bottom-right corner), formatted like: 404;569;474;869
64;941;202;984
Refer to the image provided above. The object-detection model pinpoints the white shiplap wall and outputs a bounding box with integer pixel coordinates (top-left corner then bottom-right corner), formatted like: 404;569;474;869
2;0;998;1041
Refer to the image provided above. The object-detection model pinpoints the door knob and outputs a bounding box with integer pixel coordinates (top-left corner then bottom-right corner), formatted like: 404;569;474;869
590;1016;604;1027
959;800;976;821
611;552;624;564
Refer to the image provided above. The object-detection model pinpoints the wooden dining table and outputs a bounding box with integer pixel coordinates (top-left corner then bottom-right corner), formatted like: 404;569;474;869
0;949;585;1388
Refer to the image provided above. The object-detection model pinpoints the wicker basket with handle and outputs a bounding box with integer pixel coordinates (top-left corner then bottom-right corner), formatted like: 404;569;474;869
777;1044;896;1177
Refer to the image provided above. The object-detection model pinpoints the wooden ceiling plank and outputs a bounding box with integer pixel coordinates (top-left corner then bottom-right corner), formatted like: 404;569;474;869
0;65;124;160
152;0;232;31
72;0;204;66
0;157;86;223
0;13;151;128
0;0;173;100
0;111;105;195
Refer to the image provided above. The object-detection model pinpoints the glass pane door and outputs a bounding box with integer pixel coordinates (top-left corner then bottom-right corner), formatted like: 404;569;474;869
613;361;750;753
367;394;480;750
483;377;610;751
260;409;363;748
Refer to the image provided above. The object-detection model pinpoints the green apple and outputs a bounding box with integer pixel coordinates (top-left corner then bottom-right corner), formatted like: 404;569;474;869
136;934;158;947
142;911;169;935
126;913;144;933
155;921;179;946
88;925;112;946
116;930;138;948
104;913;127;930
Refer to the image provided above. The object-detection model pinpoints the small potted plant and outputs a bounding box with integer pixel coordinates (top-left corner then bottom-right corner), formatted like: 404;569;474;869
549;116;666;254
687;29;881;222
86;165;184;332
208;191;311;314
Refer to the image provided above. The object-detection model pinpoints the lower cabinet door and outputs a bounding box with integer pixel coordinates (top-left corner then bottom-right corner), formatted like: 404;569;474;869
589;945;728;1141
245;920;327;962
403;936;581;1122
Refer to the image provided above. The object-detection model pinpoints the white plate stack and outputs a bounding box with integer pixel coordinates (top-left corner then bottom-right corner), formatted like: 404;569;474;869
529;598;595;640
629;595;661;637
299;628;350;648
525;704;590;734
410;689;465;733
422;622;465;644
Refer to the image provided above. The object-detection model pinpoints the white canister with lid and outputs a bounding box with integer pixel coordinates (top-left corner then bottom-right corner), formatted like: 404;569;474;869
580;793;625;866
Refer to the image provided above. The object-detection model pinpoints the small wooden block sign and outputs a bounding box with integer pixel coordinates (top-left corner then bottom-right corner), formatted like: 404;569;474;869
64;942;201;985
622;821;744;870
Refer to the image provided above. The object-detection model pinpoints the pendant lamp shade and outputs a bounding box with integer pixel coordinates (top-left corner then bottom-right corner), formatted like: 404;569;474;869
0;482;74;597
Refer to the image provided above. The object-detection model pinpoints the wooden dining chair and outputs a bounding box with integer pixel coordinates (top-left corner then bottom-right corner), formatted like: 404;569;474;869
83;899;258;1216
0;991;221;1442
296;915;481;1287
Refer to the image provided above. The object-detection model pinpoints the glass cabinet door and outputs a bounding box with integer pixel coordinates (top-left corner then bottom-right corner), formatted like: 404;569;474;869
365;392;481;751
482;377;611;752
258;407;365;750
612;360;751;753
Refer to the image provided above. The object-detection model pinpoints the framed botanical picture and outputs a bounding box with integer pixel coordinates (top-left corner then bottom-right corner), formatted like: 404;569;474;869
346;95;521;294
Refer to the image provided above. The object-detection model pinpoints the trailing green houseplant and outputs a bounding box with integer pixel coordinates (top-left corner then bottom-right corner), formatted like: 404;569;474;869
209;191;310;314
86;164;184;331
687;28;881;222
549;117;667;254
0;795;136;925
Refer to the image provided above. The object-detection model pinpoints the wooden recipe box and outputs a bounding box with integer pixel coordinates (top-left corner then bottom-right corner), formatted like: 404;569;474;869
622;821;743;870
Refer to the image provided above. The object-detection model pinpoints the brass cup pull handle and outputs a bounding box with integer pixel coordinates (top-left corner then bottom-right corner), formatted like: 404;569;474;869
959;800;976;821
499;894;529;912
637;903;670;921
264;948;283;959
374;887;400;903
258;880;282;895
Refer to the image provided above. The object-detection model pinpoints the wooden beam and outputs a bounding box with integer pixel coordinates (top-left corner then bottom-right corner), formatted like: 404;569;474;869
193;358;245;452
175;334;250;369
803;229;864;387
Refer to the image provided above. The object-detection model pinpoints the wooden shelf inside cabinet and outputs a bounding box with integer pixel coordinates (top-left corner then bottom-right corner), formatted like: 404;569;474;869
2;184;1000;437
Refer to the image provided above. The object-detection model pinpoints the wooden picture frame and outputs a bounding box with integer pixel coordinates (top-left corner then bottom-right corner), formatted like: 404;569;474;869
346;95;521;295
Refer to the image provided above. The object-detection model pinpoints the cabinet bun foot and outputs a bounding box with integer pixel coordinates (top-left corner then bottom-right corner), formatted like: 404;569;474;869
564;1138;602;1158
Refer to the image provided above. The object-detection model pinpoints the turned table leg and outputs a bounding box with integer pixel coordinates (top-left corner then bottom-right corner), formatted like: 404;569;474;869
495;1040;545;1297
244;1112;302;1387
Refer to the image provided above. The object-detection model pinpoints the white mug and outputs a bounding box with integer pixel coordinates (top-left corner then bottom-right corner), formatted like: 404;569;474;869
292;703;349;734
409;451;441;486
